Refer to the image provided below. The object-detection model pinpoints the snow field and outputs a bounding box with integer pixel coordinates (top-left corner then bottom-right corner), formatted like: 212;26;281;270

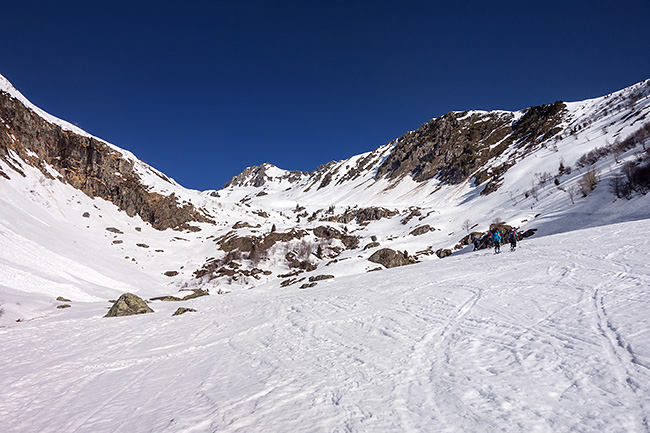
1;219;649;432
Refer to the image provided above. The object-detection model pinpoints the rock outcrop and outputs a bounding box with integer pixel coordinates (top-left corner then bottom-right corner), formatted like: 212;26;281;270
172;307;197;316
409;225;433;236
376;103;566;187
368;248;413;269
0;89;211;231
105;293;154;317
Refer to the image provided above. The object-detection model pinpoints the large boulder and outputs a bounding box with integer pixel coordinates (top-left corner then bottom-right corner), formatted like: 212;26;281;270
368;248;412;269
105;293;154;317
409;225;433;236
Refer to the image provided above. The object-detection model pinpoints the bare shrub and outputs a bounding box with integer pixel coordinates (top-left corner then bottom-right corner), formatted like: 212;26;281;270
529;182;539;201
296;239;312;261
535;171;553;186
609;174;632;199
578;169;600;196
612;140;625;163
462;219;471;233
566;185;579;204
626;158;650;194
248;243;268;266
225;250;242;262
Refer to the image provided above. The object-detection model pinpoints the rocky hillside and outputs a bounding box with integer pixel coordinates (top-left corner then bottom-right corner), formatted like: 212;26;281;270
0;78;211;231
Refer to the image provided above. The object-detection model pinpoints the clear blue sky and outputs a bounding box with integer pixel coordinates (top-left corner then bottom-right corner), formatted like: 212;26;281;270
2;0;649;190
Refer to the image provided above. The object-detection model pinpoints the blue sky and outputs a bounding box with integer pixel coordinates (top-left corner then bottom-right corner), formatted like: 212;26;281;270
2;0;649;190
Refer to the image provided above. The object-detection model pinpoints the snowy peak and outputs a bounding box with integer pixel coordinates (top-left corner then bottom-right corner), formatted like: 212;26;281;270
223;163;307;188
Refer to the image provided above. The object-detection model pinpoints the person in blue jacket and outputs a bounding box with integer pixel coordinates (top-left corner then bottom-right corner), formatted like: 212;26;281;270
493;230;502;254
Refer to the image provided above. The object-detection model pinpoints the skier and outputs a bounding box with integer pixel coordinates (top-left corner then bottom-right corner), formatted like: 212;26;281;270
493;230;502;254
472;236;479;251
509;228;518;252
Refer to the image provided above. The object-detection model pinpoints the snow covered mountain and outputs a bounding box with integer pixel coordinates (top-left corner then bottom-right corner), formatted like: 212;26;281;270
1;74;649;432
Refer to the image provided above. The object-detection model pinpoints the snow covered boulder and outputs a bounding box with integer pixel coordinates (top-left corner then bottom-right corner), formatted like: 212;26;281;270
105;293;154;317
368;248;413;269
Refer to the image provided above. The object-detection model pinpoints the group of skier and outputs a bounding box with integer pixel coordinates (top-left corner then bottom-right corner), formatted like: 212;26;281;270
472;227;519;254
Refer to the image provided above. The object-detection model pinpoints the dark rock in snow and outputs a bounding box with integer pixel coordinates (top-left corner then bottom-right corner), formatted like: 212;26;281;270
172;307;197;316
151;289;209;302
409;225;433;236
521;228;537;238
309;274;334;282
364;241;380;250
368;248;412;268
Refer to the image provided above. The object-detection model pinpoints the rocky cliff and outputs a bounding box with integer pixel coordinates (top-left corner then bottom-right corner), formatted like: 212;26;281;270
0;89;211;230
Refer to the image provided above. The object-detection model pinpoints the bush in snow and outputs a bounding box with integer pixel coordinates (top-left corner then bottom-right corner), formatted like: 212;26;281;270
613;153;650;198
578;169;599;197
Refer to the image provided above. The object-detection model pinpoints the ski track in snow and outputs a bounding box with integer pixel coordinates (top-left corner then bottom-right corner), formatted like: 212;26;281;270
0;220;649;432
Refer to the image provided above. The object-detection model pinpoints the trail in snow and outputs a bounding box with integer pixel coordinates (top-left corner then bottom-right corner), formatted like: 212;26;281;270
0;219;649;433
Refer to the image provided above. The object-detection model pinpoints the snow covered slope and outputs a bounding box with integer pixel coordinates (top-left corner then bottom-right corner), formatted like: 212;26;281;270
1;219;649;432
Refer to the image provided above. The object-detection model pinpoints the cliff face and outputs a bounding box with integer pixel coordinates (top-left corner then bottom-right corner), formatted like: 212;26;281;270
0;90;211;230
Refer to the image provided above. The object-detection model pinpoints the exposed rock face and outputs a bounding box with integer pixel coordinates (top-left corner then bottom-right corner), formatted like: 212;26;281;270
309;274;334;282
150;289;209;302
224;163;305;188
520;228;537;238
0;90;211;231
436;249;453;258
377;111;514;183
313;226;359;249
217;229;308;253
105;293;154;317
172;307;197;316
336;207;399;224
368;248;412;269
233;221;260;229
364;241;380;250
376;103;566;187
409;225;433;236
285;251;317;272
